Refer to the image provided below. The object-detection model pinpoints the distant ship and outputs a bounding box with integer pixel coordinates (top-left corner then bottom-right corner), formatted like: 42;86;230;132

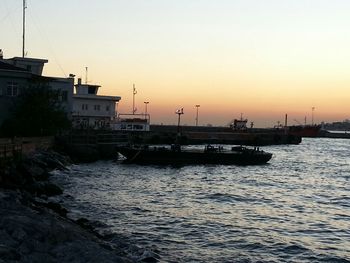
288;125;321;137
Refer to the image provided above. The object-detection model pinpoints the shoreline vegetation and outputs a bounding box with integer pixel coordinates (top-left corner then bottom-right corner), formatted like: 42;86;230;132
0;148;159;263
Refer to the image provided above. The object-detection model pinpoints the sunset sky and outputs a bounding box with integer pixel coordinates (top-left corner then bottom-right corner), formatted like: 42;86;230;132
2;0;350;127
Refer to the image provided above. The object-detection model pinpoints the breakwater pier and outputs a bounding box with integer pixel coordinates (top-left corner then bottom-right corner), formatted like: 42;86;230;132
57;126;301;162
150;125;301;145
64;125;301;147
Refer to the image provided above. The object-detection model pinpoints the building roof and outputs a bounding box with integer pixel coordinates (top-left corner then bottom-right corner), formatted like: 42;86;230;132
0;60;29;72
74;83;101;88
30;74;73;82
9;57;48;63
73;94;121;101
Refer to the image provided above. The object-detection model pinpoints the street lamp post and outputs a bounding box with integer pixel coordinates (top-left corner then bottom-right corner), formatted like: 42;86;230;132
195;105;200;126
144;101;149;119
311;107;315;125
175;108;184;135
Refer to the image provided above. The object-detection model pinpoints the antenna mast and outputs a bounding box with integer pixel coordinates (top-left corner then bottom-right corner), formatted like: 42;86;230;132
132;84;137;114
85;67;88;84
22;0;27;57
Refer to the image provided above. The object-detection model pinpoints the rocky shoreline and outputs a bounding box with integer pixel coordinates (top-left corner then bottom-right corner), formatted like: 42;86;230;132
0;151;158;263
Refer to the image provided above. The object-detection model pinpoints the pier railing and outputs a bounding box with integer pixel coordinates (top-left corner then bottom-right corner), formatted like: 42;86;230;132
0;137;54;163
0;143;22;159
68;132;129;145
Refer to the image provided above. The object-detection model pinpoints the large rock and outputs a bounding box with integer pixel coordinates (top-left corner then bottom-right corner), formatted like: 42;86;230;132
26;181;63;197
0;190;132;263
19;162;50;181
0;150;71;191
0;244;21;261
0;164;28;188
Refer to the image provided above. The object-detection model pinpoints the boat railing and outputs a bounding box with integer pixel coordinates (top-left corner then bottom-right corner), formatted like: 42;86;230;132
204;145;224;153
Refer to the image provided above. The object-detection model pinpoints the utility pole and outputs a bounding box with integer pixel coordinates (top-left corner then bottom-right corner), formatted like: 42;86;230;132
195;105;200;126
144;101;149;118
284;114;288;134
311;107;315;125
85;67;88;84
132;84;137;114
176;108;184;134
22;0;27;57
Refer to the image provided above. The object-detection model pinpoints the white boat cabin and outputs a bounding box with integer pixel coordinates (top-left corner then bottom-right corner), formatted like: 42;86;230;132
112;113;150;131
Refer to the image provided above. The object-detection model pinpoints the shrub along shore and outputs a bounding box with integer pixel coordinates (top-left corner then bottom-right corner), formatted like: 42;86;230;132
0;150;159;263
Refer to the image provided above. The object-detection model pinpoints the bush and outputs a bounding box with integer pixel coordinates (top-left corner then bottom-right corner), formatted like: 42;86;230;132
1;83;71;137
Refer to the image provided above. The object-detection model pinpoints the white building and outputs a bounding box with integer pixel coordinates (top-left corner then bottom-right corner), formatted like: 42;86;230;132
72;78;121;129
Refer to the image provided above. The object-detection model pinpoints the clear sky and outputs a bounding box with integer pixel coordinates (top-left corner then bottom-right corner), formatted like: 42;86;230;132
2;0;350;127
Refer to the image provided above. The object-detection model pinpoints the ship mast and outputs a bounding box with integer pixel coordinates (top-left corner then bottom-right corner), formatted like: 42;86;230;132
22;0;27;57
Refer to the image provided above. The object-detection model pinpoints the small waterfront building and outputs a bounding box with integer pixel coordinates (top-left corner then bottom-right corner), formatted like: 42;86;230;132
72;78;121;129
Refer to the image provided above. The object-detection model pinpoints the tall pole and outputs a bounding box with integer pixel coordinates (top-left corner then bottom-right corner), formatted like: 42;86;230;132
176;108;184;134
284;114;288;134
284;114;288;127
132;84;137;114
195;105;200;126
312;107;315;125
85;67;88;84
22;0;27;57
144;101;149;119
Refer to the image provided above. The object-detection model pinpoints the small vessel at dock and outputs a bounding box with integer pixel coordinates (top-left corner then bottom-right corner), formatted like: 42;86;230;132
288;125;321;137
116;145;272;165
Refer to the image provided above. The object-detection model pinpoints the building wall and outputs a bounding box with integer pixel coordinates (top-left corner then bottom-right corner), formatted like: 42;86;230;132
72;97;116;118
48;78;74;118
0;70;74;126
0;71;31;124
72;97;118;129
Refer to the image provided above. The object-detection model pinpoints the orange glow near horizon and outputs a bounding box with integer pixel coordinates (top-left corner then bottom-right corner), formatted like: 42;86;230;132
97;69;350;127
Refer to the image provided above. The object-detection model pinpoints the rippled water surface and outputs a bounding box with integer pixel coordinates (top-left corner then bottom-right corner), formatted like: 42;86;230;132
52;138;350;262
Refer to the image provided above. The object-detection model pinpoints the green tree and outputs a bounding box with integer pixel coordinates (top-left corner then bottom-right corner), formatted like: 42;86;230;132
1;83;71;136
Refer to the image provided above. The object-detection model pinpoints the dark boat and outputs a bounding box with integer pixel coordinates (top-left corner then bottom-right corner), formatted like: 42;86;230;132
288;125;321;137
116;145;272;165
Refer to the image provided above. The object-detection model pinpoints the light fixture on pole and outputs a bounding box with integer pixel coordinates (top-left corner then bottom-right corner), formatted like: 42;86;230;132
144;101;149;119
195;105;200;126
175;108;184;134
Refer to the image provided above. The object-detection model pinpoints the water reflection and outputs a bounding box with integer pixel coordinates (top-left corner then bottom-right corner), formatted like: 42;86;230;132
52;138;350;262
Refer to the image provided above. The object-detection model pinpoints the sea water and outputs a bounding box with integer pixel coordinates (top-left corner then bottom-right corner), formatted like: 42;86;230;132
52;138;350;262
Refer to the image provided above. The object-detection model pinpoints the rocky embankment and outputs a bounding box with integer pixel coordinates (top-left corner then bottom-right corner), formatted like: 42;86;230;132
0;151;141;263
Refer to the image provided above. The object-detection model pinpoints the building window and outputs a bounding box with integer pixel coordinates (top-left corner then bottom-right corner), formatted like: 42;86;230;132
94;105;100;111
106;105;110;111
88;87;96;94
82;104;88;110
7;82;19;97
